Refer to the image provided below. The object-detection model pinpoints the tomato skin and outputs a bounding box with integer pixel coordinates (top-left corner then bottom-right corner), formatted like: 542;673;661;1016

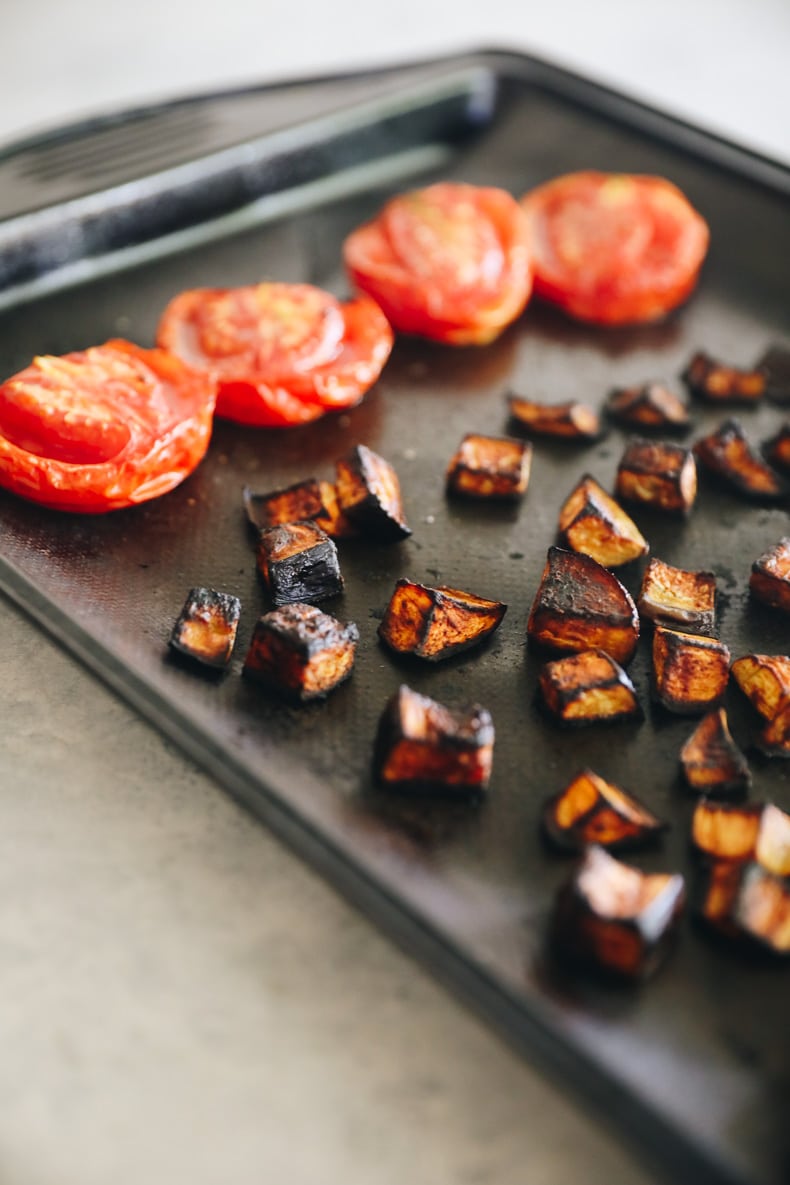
343;182;533;345
520;171;709;326
0;340;215;513
157;282;393;427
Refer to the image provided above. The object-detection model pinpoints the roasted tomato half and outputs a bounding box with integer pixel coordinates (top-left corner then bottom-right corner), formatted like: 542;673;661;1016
519;171;709;325
343;182;533;345
157;282;393;427
0;339;215;513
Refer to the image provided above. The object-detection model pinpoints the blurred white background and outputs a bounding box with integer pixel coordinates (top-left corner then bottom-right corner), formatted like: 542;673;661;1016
4;0;790;164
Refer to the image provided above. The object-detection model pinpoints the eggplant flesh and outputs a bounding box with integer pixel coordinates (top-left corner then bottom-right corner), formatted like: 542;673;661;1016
169;587;241;669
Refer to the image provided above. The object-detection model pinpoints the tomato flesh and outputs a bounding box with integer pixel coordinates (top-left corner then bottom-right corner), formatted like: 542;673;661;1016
157;282;393;427
343;182;533;345
520;171;709;325
0;341;215;513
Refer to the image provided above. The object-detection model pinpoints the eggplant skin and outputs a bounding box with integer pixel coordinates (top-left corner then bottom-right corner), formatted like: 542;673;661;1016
378;579;506;661
243;602;358;702
257;520;344;606
169;587;242;669
374;684;494;794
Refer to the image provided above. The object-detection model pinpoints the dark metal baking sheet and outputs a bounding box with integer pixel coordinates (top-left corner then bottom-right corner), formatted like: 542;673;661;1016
0;50;788;1185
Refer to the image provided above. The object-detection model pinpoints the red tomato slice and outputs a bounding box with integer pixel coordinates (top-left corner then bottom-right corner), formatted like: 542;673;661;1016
520;171;709;325
343;182;533;346
157;282;393;427
0;340;215;513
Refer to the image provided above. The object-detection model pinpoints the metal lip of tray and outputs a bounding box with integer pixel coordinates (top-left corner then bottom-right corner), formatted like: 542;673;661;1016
0;49;788;1185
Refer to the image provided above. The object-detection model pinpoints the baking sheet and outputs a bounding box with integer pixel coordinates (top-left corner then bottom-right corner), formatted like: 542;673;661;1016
0;51;787;1185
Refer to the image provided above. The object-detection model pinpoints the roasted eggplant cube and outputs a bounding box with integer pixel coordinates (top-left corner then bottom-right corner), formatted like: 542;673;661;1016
700;861;790;955
508;396;600;440
691;800;764;861
557;475;648;568
539;649;641;727
683;350;766;403
653;626;730;714
543;768;666;852
757;697;790;758
552;846;685;979
749;538;790;614
758;344;790;404
243;478;325;533
694;418;785;500
527;547;640;664
731;653;790;721
637;557;716;635
606;383;690;431
680;708;751;796
335;445;411;541
243;603;358;702
257;521;343;606
169;587;241;669
446;434;532;499
374;684;494;793
616;438;697;514
762;423;790;473
378;579;506;661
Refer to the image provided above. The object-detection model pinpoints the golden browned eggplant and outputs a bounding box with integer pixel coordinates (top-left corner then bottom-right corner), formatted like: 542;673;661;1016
257;520;343;605
313;479;357;539
762;423;790;473
691;800;763;860
374;684;494;793
543;768;666;852
557;475;648;568
606;383;690;431
169;587;241;669
507;395;600;440
680;708;751;795
637;557;717;635
698;860;790;955
527;547;640;664
731;653;790;720
243;478;325;533
335;444;411;541
378;579;506;661
538;649;641;726
653;626;730;714
242;602;358;702
757;697;790;758
683;350;766;403
445;433;532;499
615;438;697;514
552;845;685;978
749;538;790;613
694;418;785;500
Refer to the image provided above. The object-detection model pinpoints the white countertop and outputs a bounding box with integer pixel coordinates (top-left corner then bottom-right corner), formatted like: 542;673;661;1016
1;4;787;1184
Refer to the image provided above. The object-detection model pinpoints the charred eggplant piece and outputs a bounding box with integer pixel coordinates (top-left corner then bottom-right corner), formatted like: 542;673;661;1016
543;768;666;852
257;520;343;606
378;579;506;661
749;538;790;613
694;418;785;501
169;587;241;670
557;475;648;569
539;649;641;727
731;653;790;721
445;433;532;499
527;547;640;664
615;438;697;514
691;800;763;861
637;557;716;636
762;423;790;474
243;479;325;533
606;383;690;432
757;697;790;758
507;396;600;440
335;444;411;541
683;350;766;403
653;626;730;714
699;861;790;955
243;602;358;702
757;343;790;404
552;846;685;979
374;684;494;794
680;708;751;796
